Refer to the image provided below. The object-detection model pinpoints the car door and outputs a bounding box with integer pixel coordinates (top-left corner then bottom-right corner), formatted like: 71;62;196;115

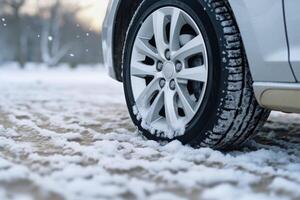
284;0;300;81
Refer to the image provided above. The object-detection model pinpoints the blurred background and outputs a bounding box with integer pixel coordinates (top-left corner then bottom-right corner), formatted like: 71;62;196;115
0;0;109;68
0;1;300;199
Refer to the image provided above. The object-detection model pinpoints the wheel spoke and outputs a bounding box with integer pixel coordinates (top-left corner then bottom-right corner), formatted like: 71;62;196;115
135;37;160;61
152;10;168;58
169;8;184;52
164;89;178;130
175;82;195;119
131;62;156;78
172;35;205;60
136;79;160;108
145;91;164;124
177;65;207;82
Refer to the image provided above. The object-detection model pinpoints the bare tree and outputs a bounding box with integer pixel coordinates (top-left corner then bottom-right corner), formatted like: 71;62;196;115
39;0;71;66
1;0;26;67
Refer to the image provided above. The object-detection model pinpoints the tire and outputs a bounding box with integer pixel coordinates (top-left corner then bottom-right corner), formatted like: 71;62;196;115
122;0;270;149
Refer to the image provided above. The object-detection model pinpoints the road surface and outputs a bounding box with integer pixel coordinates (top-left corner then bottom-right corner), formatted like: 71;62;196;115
0;65;299;200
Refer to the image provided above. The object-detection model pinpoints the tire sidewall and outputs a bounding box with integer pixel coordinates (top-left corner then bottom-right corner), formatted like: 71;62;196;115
123;0;228;144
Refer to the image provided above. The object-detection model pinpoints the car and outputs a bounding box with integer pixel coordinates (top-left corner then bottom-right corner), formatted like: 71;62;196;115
102;0;300;149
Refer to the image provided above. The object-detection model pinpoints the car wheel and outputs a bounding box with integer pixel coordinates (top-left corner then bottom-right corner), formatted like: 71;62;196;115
122;0;270;149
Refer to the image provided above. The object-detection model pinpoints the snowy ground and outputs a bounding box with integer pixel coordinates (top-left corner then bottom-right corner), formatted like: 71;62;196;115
0;65;300;200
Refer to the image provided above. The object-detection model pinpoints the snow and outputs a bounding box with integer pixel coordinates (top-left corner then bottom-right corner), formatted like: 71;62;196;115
270;177;300;197
0;64;299;200
202;184;289;200
133;105;186;139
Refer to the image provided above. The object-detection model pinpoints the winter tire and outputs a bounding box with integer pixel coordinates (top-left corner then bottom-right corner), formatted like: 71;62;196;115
122;0;270;149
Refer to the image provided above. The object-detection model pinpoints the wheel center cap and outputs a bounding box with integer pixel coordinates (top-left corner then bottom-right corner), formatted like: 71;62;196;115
163;62;175;79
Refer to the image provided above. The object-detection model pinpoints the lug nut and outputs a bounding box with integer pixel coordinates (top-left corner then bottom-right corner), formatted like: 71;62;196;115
165;49;171;60
169;80;176;90
157;61;163;71
175;61;183;72
159;79;166;88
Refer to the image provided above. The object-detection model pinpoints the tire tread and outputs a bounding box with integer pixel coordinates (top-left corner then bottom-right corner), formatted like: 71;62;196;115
195;0;269;149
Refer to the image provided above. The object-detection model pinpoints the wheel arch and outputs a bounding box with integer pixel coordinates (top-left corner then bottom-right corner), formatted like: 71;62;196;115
111;0;143;81
110;0;232;82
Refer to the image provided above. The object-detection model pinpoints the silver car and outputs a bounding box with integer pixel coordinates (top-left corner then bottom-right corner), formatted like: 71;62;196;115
102;0;300;149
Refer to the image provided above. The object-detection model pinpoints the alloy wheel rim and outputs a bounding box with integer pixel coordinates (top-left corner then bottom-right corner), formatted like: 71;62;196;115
130;6;208;138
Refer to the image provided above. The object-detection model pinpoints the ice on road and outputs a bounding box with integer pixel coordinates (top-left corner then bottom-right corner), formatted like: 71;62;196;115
0;66;300;200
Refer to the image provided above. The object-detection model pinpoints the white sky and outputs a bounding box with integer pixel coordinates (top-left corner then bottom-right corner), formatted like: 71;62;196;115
21;0;110;32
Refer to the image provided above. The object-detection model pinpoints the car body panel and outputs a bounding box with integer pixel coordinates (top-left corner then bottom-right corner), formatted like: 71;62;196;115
228;0;296;82
102;0;300;112
284;0;300;81
102;0;119;80
103;0;296;83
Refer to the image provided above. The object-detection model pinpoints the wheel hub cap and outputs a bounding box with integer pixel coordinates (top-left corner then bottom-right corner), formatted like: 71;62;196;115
163;62;175;79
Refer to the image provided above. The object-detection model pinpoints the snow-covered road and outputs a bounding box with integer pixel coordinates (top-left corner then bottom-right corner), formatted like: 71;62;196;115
0;66;300;200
